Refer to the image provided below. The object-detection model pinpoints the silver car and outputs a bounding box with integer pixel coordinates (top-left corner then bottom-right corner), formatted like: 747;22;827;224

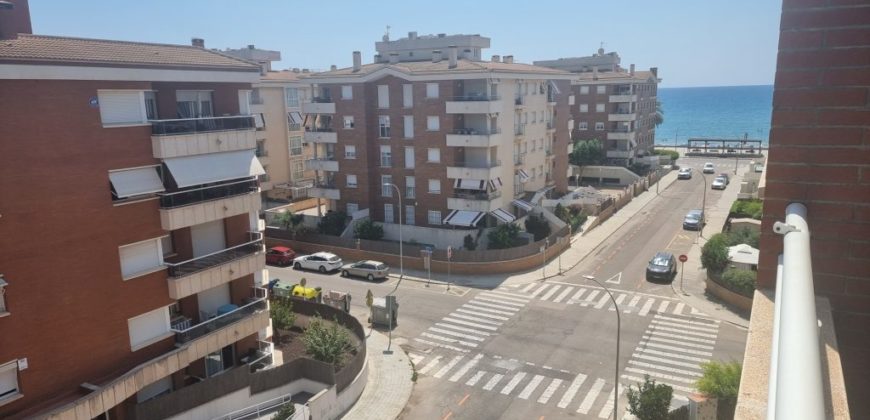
293;252;343;273
341;260;390;281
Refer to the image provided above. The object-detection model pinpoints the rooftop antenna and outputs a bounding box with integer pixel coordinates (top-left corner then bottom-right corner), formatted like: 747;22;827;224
598;41;605;55
383;25;390;42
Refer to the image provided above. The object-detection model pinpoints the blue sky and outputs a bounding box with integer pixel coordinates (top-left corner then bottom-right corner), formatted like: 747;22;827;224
30;0;781;88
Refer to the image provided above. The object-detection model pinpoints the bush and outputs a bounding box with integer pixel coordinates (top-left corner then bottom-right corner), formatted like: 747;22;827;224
463;234;477;251
697;361;742;400
524;213;551;241
353;219;384;240
652;149;680;164
719;268;756;297
274;402;296;420
487;223;520;250
274;210;304;230
701;233;730;274
727;227;759;248
554;204;587;232
627;375;674;420
730;199;763;220
270;298;297;331
303;316;353;367
317;210;348;236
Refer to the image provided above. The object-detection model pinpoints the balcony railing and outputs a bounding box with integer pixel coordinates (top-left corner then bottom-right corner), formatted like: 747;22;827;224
311;96;333;103
165;232;264;278
315;180;337;189
244;340;274;373
151;116;255;136
611;128;633;133
451;128;501;135
158;179;259;209
306;127;335;133
171;289;268;344
453;159;501;169
452;94;500;101
514;153;526;165
288;123;302;132
452;190;502;201
514;124;526;136
613;89;632;95
612;109;633;114
515;96;524;106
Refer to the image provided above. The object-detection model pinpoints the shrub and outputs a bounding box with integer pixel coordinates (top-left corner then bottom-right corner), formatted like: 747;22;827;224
274;402;296;420
730;199;763;220
627;375;673;420
719;268;756;297
353;219;384;240
697;361;742;400
652;149;680;164
727;227;759;248
701;233;730;274
463;234;477;251
487;223;520;250
317;210;348;236
569;139;606;166
524;213;551;241
270;298;297;331
303;316;353;367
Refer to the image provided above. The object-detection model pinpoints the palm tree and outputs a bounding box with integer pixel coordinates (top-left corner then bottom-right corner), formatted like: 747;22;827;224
653;101;664;127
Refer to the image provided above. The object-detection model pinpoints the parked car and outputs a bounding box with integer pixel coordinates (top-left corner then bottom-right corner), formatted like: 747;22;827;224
293;252;343;273
646;252;677;282
703;162;716;174
718;173;730;185
683;209;705;230
755;164;764;173
341;260;390;281
677;167;693;179
266;246;296;266
711;176;727;190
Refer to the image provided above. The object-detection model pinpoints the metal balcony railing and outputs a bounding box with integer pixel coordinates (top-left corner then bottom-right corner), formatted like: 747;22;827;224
612;109;633;115
452;190;502;201
165;232;264;278
245;340;274;373
453;160;501;169
314;180;338;189
514;124;526;135
151;115;255;136
311;96;333;103
171;288;268;344
768;203;825;420
452;94;500;101
158;179;258;209
305;127;334;133
451;128;501;135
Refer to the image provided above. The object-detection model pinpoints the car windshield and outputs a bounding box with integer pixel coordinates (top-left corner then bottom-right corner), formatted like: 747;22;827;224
328;256;341;262
651;256;671;267
375;264;388;270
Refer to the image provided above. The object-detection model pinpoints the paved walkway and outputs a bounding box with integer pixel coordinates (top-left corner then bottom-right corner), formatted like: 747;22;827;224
341;330;414;420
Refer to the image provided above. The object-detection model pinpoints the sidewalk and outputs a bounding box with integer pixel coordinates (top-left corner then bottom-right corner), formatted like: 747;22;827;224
340;330;413;420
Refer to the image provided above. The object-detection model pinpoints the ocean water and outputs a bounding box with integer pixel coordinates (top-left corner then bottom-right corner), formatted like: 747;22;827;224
655;85;773;146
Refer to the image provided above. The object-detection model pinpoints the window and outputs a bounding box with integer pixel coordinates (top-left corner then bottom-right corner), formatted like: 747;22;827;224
578;121;588;131
427;148;441;163
378;116;391;137
568;95;575;106
346;203;359;215
579;104;588;112
345;145;357;159
403;115;414;139
426;116;440;131
144;91;158;120
287;111;303;131
405;176;415;199
382;175;393;197
292;162;304;180
426;83;439;99
597;85;606;94
428;179;441;194
285;88;299;107
0;360;20;403
341;85;353;100
98;90;148;126
343;116;355;129
384;204;394;223
119;237;164;280
403;84;413;108
176;90;213;118
595;122;605;131
380;145;392;167
405;205;415;225
289;136;303;156
531;112;537;124
580;86;589;94
128;306;171;350
428;210;442;225
377;85;390;108
347;174;358;188
596;103;605;113
405;146;415;169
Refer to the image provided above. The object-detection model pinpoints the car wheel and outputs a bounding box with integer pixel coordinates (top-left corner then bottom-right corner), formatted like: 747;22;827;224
319;266;326;273
294;262;302;270
367;274;374;281
342;270;349;277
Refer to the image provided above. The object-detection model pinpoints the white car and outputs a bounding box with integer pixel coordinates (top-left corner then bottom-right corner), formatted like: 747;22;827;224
703;162;716;174
712;176;727;190
293;252;343;273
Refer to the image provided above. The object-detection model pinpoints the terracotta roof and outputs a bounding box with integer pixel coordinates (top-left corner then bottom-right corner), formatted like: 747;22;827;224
308;59;571;78
0;34;259;71
261;70;305;81
573;70;656;82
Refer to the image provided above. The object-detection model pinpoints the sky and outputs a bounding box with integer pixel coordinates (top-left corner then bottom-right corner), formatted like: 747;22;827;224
29;0;782;88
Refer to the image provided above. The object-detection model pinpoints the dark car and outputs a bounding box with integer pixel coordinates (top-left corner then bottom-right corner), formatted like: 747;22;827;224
683;209;705;230
646;252;677;282
265;246;296;266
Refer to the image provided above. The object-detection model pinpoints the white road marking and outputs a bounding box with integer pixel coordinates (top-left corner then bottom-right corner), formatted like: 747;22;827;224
553;286;574;303
442;317;499;331
605;272;622;284
643;335;715;350
621;374;696;394
518;374;546;399
434;355;464;378
420;332;478;348
595;294;612;309
649;323;718;339
654;314;720;327
638;298;656;317
529;284;551;298
644;330;716;345
597;384;625;419
674;302;685;315
557;373;587;408
409;353;425;365
483;373;505;391
462;303;516;316
449;353;484;382
418;355;443;375
468;299;519;312
657;300;670;313
428;327;485;342
435;322;491;337
608;293;627;311
478;294;528;305
466;370;487;386
577;378;606;414
626;295;642;309
584;290;601;302
521;283;537;293
500;372;528;395
488;289;533;300
413;338;470;353
538;378;563;404
638;341;713;356
568;288;588;304
632;353;706;370
636;347;710;364
540;285;562;301
628;360;702;377
624;367;697;384
652;319;719;334
455;308;510;321
449;312;503;326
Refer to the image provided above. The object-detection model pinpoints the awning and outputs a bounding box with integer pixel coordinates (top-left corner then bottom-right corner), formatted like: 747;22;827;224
109;166;165;198
489;177;503;191
164;150;265;188
253;113;265;129
512;199;534;212
443;210;485;227
490;208;516;223
454;179;486;190
517;169;530;183
287;111;303;124
548;80;561;94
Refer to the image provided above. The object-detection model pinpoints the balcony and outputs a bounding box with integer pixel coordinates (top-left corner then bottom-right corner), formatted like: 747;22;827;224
446;95;503;114
165;232;265;300
609;94;637;103
447;160;502;180
302;97;335;114
172;288;268;344
446;128;503;148
546;121;556;132
606;149;634;159
608;112;636;122
514;153;526;166
448;191;504;212
151;116;256;159
304;129;337;144
514;96;524;108
308;181;340;200
306;157;340;172
607;130;636;141
158;179;261;231
515;123;526;137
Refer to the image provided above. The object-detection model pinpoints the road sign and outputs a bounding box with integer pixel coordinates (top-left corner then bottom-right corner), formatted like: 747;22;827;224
447;246;453;260
679;254;688;263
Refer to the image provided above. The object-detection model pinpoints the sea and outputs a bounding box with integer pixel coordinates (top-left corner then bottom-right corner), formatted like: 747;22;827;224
655;85;773;146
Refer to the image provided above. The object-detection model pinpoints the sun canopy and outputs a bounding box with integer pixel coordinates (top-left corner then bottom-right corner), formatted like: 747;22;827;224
443;210;485;227
109;166;165;198
490;208;516;223
512;199;534;212
164;150;265;188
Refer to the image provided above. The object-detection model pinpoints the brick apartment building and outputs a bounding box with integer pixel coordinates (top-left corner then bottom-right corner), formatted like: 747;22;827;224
535;50;660;167
300;32;574;235
0;1;272;418
742;0;870;417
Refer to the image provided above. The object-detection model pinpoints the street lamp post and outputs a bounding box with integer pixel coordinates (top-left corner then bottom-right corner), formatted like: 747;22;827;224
383;182;403;353
700;173;707;239
583;275;620;420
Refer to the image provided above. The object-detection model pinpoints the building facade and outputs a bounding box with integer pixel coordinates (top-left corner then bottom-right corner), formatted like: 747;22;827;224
301;32;573;235
0;2;271;418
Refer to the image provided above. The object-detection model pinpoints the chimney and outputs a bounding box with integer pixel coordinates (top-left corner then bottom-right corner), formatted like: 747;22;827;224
0;0;32;40
448;45;458;68
491;55;500;63
330;64;337;71
432;50;442;63
191;38;205;48
503;55;514;64
408;31;417;40
389;53;399;64
352;51;362;72
593;67;599;80
630;64;635;75
650;67;658;77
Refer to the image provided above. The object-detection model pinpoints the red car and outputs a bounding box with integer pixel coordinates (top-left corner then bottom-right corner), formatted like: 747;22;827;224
266;246;296;266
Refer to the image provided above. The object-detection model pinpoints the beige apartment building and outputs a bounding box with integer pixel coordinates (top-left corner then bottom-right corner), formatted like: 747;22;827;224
300;32;573;241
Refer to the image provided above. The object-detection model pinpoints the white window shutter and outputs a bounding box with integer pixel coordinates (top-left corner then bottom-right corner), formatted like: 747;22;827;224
98;91;146;125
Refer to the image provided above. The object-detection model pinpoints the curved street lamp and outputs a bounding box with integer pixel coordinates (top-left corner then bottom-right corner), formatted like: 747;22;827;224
583;275;620;420
383;182;403;353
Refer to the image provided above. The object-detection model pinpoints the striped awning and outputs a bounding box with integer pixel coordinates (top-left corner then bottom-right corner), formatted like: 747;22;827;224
517;169;530;183
488;177;503;191
443;210;485;227
490;208;516;224
454;179;487;191
512;199;534;212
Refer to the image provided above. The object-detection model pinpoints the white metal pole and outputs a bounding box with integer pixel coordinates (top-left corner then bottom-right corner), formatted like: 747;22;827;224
767;254;784;420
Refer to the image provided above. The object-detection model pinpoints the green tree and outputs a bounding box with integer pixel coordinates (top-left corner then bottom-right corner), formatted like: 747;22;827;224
487;223;520;249
274;210;305;236
727;227;760;248
720;268;757;297
524;213;552;241
303;316;353;367
701;233;730;274
697;361;742;400
569;139;606;167
270;298;297;331
353;219;384;240
463;234;477;251
554;203;569;221
317;210;348;236
626;375;674;420
653;101;664;127
274;402;296;420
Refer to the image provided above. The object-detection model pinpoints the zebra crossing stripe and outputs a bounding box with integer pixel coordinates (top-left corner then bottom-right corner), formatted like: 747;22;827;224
483;290;532;302
463;304;515;316
643;335;714;350
414;338;470;353
624;367;697;385
418;355;443;375
638;298;655;317
521;283;537;293
577;378;606;414
568;287;587;304
649;323;718;339
621;374;696;394
434;355;465;379
477;295;527;306
636;347;710;363
538;378;563;404
442;317;499;331
456;308;510;321
608;293;627;311
540;285;562;301
466;370;487;386
468;300;519;313
518;374;546;399
674;302;685;315
449;353;484;382
483;373;505;391
632;352;706;370
409;353;425;365
594;294;612;309
557;373;587;408
421;332;478;348
645;330;716;345
500;372;528;395
553;286;574;303
651;319;719;334
428;327;485;342
435;322;491;337
597;384;625;419
584;290;601;302
657;300;670;313
449;312;503;326
638;341;713;356
654;314;720;327
529;284;551;298
628;360;702;377
625;296;641;312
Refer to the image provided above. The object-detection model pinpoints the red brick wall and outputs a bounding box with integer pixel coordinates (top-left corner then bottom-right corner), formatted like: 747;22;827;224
761;0;870;416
